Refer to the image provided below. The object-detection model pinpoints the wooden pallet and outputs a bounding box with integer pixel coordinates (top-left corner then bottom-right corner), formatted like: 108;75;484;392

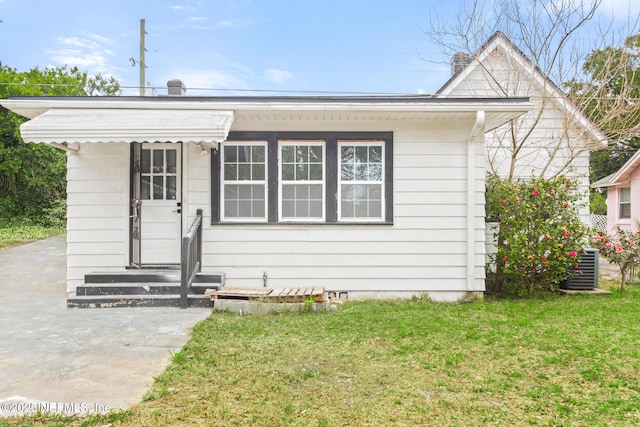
207;286;326;303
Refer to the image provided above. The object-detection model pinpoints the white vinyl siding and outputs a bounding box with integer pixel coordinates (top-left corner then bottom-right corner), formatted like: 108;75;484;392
66;143;130;294
338;141;384;221
195;122;486;300
278;141;325;222
221;142;267;222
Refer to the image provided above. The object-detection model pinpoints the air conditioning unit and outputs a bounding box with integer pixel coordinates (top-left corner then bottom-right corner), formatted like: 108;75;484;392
560;248;599;290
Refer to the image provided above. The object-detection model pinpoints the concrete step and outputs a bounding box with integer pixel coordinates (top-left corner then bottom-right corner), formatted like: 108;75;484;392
67;294;213;309
76;282;219;296
84;271;225;285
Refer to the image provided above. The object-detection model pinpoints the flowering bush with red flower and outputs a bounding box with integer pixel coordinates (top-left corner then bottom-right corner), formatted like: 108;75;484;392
592;227;640;290
486;174;588;295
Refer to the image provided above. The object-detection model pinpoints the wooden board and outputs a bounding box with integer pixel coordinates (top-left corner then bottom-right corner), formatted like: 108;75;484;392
209;286;326;303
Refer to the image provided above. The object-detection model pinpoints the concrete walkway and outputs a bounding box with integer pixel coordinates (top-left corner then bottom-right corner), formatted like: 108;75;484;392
0;235;211;417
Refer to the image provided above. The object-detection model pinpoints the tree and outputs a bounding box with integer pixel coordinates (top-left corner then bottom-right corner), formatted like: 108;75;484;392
426;0;639;179
0;64;120;226
568;34;640;183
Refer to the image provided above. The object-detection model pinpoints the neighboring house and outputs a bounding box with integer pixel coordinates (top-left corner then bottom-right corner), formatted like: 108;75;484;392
436;31;607;221
592;150;640;233
0;91;530;303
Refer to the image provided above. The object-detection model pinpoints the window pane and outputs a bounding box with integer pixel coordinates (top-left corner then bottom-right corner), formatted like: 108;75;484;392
224;145;237;162
282;145;294;162
369;163;382;181
166;150;177;174
238;185;252;199
141;176;151;200
252;146;265;162
369;146;382;163
141;150;151;174
310;185;323;199
296;185;309;199
341;146;354;164
369;201;382;218
341;163;354;181
282;163;295;180
296;146;309;163
341;200;355;218
224;200;237;217
224;164;237;180
310;164;323;180
252;164;265;180
282;185;295;199
310;201;323;217
239;200;251;215
296;200;309;217
310;146;323;162
252;200;265;217
153;176;164;199
153;150;164;173
282;200;295;217
355;164;367;180
238;164;251;180
224;184;238;200
295;163;309;181
621;188;631;203
166;176;176;200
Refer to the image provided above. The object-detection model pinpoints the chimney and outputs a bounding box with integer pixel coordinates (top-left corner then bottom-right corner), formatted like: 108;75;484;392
167;79;187;96
451;52;471;76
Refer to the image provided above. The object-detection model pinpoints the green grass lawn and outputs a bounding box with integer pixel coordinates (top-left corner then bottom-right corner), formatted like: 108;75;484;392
0;226;64;249
4;285;640;426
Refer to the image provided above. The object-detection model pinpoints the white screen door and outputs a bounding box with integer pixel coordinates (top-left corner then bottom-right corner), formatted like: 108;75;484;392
139;143;182;265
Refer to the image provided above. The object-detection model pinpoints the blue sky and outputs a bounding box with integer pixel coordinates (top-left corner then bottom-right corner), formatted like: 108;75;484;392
0;0;638;96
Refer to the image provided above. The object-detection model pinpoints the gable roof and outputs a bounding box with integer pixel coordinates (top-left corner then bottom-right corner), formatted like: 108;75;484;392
436;31;607;144
592;149;640;188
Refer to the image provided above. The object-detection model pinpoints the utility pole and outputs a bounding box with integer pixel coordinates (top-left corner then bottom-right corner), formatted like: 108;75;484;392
139;19;147;96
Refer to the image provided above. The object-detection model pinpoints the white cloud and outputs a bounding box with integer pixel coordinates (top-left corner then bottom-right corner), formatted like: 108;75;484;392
213;18;254;28
188;16;208;23
161;68;251;95
47;33;117;75
264;68;292;83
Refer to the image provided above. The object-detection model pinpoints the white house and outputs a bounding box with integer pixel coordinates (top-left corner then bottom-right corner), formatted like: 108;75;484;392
436;32;607;220
1;93;531;305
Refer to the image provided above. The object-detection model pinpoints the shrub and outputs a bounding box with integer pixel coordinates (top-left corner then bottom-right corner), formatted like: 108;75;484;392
592;227;640;290
486;174;589;295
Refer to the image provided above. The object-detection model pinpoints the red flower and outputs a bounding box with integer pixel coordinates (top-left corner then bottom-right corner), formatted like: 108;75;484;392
515;196;520;202
616;246;624;253
563;202;569;208
532;190;539;196
550;188;556;195
568;251;578;257
503;255;509;262
500;199;506;206
562;230;570;237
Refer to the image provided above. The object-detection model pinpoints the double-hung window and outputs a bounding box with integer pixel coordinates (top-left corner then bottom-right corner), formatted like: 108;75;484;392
279;141;325;222
339;141;384;221
221;142;267;221
620;187;631;219
213;132;393;224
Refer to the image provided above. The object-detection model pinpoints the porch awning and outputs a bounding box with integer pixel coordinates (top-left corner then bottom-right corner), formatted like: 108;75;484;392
19;108;234;146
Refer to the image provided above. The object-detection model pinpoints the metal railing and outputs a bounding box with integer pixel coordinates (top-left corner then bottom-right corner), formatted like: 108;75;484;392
180;209;203;309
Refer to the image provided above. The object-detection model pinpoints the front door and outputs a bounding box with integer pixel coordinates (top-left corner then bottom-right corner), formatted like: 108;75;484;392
137;143;182;265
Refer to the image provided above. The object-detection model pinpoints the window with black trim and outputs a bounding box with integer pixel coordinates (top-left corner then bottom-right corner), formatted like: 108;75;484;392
212;132;393;224
221;142;267;221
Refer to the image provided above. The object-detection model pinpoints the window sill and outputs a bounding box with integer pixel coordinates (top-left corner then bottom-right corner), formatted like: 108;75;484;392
212;221;393;226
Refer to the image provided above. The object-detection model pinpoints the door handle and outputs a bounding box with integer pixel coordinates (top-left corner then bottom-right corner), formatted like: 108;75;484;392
172;209;182;214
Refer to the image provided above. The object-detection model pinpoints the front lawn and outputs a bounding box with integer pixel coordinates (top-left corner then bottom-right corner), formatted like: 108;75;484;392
0;225;64;249
5;286;640;426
